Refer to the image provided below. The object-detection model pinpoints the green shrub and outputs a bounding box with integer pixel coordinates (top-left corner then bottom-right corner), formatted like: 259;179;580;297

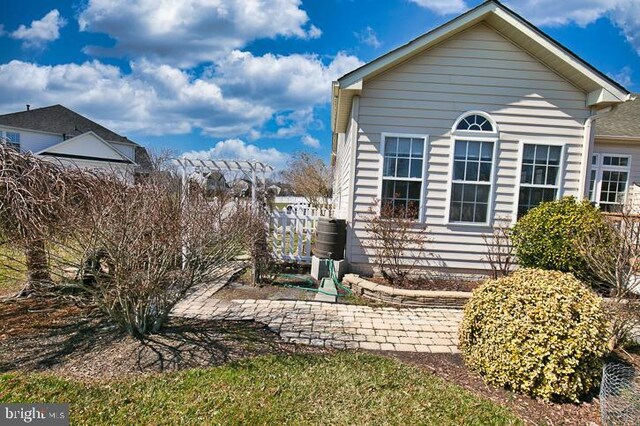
459;268;609;401
511;197;609;276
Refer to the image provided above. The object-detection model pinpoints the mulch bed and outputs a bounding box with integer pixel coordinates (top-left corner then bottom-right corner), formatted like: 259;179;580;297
0;296;330;382
369;276;481;292
386;352;602;426
0;296;611;424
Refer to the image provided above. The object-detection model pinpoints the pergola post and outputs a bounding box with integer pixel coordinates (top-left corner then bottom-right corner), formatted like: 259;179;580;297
251;164;257;208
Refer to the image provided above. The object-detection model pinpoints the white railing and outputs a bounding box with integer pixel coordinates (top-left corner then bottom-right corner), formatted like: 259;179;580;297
269;205;333;263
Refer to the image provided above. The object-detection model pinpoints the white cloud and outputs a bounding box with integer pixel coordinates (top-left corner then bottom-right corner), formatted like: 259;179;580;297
408;1;640;56
78;0;321;67
10;9;66;48
181;139;289;170
211;50;363;109
354;26;381;48
409;0;468;15
609;66;633;88
0;59;270;136
0;50;361;139
504;1;640;54
301;134;320;148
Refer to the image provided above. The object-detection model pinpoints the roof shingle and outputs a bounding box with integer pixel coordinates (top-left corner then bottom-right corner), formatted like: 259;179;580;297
596;97;640;139
0;104;135;145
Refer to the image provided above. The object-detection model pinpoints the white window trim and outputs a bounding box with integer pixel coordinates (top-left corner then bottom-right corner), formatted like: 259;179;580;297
512;140;566;223
377;132;429;222
589;153;632;208
451;110;499;135
444;136;499;227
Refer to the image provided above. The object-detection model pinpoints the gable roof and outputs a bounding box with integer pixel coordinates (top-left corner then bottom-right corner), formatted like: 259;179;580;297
596;96;640;140
332;0;631;135
38;131;136;164
0;104;136;145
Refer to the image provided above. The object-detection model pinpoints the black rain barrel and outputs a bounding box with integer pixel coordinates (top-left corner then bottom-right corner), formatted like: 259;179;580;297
313;217;346;260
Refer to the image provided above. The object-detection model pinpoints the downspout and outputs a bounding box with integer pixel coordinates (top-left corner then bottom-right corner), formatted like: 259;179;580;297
579;107;612;198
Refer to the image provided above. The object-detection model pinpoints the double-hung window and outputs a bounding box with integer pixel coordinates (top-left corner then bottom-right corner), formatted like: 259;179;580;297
449;141;494;223
380;135;426;219
517;143;562;217
589;154;631;212
448;112;497;224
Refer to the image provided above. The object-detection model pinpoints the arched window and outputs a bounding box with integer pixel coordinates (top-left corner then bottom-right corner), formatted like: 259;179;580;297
447;112;498;224
452;112;497;133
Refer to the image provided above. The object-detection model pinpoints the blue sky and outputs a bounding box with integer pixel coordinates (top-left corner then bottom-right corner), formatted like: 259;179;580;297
1;0;639;169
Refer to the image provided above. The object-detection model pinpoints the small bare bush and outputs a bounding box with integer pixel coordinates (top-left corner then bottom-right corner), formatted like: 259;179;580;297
365;200;430;286
482;219;515;279
577;207;640;350
63;173;249;336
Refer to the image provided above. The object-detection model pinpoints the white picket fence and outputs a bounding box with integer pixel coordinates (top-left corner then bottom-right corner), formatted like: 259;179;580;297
269;205;332;263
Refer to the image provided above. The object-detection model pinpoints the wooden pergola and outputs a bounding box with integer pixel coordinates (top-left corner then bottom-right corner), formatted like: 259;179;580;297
172;158;274;206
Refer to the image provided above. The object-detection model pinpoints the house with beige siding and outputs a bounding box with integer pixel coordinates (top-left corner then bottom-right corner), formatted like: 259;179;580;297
331;0;633;277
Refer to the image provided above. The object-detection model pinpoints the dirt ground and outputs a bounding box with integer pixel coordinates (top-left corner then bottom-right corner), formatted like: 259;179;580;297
369;276;481;292
215;276;316;302
388;352;602;426
0;296;329;381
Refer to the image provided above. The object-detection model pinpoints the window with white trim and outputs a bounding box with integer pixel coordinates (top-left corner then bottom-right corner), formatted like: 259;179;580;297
448;112;497;224
381;136;425;218
2;131;20;150
517;143;562;217
449;140;494;222
588;154;631;212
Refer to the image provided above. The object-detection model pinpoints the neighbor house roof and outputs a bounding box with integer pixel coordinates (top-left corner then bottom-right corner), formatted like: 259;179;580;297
332;0;631;137
0;104;135;145
595;97;640;140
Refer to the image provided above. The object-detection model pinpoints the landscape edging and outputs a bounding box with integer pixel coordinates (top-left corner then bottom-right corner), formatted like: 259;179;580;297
342;274;471;309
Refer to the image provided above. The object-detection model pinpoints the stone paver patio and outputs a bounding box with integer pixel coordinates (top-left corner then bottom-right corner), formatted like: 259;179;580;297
173;275;462;353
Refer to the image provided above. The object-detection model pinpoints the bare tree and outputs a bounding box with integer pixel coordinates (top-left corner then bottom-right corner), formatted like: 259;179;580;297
280;153;332;207
482;219;515;279
0;145;96;296
577;206;640;350
365;200;430;286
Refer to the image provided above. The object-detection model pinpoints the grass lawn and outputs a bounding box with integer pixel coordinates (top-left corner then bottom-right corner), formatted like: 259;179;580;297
0;247;25;296
0;352;521;425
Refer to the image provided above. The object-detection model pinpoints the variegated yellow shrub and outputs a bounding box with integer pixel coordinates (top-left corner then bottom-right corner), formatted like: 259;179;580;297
459;268;610;401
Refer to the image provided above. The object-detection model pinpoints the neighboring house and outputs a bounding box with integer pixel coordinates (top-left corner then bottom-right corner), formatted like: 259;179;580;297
592;98;640;212
331;0;632;276
0;104;148;181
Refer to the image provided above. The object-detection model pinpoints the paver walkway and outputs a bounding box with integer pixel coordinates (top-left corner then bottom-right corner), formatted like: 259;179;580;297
173;271;462;353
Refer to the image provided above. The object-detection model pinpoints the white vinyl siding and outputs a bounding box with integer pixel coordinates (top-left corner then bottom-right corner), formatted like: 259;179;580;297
345;23;589;275
332;98;359;222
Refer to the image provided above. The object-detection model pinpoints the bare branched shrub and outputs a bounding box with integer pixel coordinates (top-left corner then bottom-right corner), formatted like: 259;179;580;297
365;200;430;286
0;145;97;296
577;206;640;350
280;153;332;208
482;219;515;279
62;173;249;337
